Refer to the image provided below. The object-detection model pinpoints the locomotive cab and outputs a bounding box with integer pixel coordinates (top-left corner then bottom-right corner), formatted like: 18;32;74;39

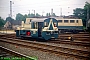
30;18;45;39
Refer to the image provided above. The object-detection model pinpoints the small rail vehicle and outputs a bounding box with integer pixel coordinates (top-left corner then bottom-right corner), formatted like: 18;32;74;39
15;18;58;40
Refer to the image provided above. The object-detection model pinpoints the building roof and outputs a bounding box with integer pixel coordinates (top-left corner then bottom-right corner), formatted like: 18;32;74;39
4;21;11;28
4;20;22;28
12;20;22;25
7;20;22;25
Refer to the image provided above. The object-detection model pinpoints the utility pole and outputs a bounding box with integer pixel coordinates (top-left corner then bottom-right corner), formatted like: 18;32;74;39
34;10;35;17
10;1;12;18
10;1;13;29
86;6;89;29
32;10;35;17
28;10;30;17
68;7;70;15
60;8;62;17
42;11;44;17
51;8;53;17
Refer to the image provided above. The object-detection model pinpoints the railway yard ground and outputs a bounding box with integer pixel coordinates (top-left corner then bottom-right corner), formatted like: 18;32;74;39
0;30;15;34
0;30;90;60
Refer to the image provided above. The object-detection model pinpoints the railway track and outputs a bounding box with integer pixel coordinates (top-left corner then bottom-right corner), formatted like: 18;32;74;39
0;32;90;47
0;32;90;60
0;33;15;38
0;37;90;60
0;46;37;60
1;33;90;45
52;32;90;46
48;40;90;47
0;48;14;58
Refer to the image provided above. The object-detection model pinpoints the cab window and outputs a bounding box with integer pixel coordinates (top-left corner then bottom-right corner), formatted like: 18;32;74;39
33;22;38;29
44;22;48;27
54;22;57;27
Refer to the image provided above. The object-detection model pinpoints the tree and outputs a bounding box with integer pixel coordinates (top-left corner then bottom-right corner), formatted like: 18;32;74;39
36;13;41;17
84;2;90;12
73;2;90;27
28;14;30;18
0;17;5;28
6;17;14;22
84;2;90;20
73;8;85;18
46;13;51;17
73;8;86;26
52;13;56;17
48;13;51;16
23;14;28;22
16;13;24;20
46;13;49;16
30;13;35;17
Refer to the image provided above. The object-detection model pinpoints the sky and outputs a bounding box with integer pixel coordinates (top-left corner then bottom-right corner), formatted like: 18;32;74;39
0;0;90;20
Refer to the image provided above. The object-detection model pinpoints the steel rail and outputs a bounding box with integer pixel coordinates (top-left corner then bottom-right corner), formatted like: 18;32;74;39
0;38;90;60
0;46;37;60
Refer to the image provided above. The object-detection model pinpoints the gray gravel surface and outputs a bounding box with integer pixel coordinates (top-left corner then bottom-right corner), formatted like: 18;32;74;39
0;40;88;60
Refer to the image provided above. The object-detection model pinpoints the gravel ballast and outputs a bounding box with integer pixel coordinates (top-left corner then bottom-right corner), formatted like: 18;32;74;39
0;41;87;60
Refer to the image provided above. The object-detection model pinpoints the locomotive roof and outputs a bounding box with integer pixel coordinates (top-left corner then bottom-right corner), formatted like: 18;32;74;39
31;18;47;22
56;18;82;20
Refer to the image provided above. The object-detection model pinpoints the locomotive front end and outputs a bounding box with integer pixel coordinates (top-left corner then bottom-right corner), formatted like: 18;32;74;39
42;18;58;40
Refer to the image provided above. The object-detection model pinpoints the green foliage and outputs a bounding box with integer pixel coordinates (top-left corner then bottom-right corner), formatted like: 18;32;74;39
52;13;56;16
73;2;90;27
28;14;30;18
23;14;28;22
0;17;5;28
46;13;56;17
30;13;35;17
36;13;41;17
46;13;49;16
16;13;41;22
6;17;14;22
46;13;51;16
73;8;86;26
73;8;85;18
84;2;90;19
48;13;50;16
16;13;24;20
84;2;90;10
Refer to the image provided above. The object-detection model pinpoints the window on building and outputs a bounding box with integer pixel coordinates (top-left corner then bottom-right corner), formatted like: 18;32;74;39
58;20;62;23
70;20;75;23
64;20;68;23
76;20;78;23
